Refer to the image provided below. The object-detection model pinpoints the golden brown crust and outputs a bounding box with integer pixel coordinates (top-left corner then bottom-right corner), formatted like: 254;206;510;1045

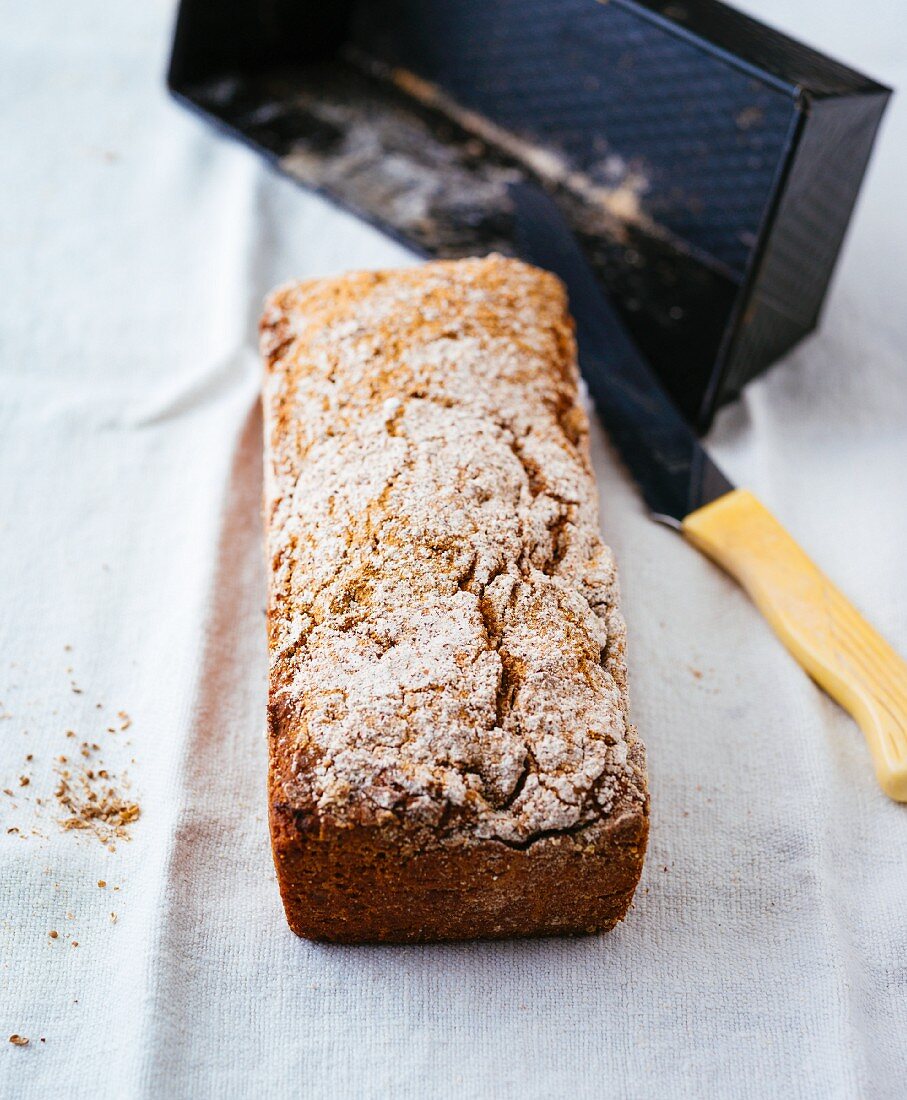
269;760;648;944
261;255;648;942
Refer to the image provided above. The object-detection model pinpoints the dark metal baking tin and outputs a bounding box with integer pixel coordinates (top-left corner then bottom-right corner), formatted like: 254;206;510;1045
168;0;891;431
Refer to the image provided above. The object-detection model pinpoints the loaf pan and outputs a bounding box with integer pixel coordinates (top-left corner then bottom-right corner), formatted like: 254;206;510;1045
167;0;891;431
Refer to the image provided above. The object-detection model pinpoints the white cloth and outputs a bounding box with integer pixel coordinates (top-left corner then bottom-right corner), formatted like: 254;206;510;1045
1;1;905;1096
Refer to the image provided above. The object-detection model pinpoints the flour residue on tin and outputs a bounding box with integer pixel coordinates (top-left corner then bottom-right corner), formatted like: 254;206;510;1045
264;49;654;257
385;59;653;235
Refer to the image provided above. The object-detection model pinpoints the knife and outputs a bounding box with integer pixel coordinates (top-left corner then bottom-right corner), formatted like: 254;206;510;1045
509;181;907;802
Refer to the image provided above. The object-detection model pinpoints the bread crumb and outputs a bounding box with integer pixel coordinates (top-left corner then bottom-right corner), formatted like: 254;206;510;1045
18;776;29;787
54;763;140;843
97;880;106;888
48;930;58;939
8;1035;28;1046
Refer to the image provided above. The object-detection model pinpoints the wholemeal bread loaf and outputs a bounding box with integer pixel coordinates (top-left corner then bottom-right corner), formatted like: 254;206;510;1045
261;254;648;943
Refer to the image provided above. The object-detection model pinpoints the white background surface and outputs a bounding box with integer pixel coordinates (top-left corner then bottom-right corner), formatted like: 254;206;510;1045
1;1;906;1096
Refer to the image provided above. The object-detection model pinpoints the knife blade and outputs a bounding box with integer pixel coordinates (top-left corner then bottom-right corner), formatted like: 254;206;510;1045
509;181;732;527
508;180;907;802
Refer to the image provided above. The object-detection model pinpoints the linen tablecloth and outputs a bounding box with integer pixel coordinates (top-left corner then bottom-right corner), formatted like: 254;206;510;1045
2;1;906;1096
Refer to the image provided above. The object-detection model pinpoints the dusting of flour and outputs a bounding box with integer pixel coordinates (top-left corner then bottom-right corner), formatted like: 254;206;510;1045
261;255;642;846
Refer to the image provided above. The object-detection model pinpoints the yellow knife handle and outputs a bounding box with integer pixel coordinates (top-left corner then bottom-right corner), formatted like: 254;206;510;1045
682;489;907;801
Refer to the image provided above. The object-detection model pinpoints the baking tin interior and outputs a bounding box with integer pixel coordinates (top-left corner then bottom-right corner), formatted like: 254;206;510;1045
168;0;890;429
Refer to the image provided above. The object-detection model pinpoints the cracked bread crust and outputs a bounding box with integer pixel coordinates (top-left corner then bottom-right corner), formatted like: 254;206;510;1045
262;254;648;942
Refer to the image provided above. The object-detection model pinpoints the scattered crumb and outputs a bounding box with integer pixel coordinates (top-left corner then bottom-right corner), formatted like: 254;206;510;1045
8;1035;28;1046
71;941;79;948
97;880;106;889
54;750;140;843
110;912;117;924
4;667;139;848
48;930;58;939
689;667;703;680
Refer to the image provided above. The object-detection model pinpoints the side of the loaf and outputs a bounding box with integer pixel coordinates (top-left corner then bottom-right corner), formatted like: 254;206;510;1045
261;254;648;943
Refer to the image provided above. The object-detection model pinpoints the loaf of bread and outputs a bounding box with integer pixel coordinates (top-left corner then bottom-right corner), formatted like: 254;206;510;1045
261;254;648;942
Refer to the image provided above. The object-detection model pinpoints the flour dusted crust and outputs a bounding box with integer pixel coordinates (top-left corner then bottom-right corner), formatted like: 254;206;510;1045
262;255;648;942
